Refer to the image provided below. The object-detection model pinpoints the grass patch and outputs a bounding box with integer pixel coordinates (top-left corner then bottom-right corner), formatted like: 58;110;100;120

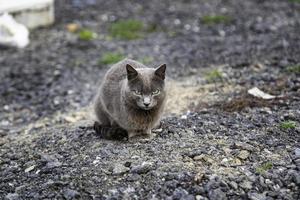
205;69;223;82
286;65;300;74
99;53;125;65
255;162;273;174
138;56;154;64
109;19;145;40
201;15;232;25
289;0;300;3
280;121;297;130
78;29;97;41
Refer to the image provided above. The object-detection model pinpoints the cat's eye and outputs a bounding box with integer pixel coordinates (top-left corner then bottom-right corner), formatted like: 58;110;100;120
152;89;160;95
133;90;142;95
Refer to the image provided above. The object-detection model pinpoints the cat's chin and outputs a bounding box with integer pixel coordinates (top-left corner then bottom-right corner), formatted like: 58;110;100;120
139;106;153;111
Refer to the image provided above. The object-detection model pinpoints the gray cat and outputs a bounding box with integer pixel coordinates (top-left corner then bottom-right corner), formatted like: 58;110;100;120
93;58;167;140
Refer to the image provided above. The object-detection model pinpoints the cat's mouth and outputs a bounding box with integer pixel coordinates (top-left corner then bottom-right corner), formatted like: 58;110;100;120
140;106;153;111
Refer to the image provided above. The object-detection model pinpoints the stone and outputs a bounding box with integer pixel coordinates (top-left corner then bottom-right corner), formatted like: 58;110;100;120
25;165;35;173
240;180;253;190
292;172;300;185
5;193;19;200
233;142;255;152
229;181;238;190
130;162;154;174
248;192;266;200
63;189;80;200
208;188;227;200
238;150;250;160
112;163;129;175
40;154;62;169
295;148;300;157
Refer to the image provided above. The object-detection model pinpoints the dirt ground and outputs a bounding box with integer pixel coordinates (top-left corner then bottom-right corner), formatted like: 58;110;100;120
0;0;300;199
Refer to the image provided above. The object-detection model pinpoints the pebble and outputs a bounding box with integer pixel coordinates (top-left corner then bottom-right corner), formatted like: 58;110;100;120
63;189;80;200
294;148;300;157
208;188;227;200
233;142;255;152
238;150;250;160
40;154;62;169
112;163;129;175
229;181;238;190
248;192;266;200
24;165;36;173
130;162;154;174
240;180;253;190
5;193;19;200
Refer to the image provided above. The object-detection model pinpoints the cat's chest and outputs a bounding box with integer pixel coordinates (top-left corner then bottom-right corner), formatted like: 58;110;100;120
125;110;157;129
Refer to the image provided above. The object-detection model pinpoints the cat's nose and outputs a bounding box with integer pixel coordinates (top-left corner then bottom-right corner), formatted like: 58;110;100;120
143;102;150;107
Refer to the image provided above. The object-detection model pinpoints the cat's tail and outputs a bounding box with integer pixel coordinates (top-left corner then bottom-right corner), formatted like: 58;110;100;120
93;121;128;140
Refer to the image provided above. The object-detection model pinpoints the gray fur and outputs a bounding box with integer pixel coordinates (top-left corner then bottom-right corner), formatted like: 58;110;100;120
93;58;167;139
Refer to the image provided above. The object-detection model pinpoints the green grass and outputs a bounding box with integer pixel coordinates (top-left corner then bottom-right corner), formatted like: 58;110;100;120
255;162;273;174
109;20;145;40
289;0;300;3
78;29;97;41
280;121;297;130
286;65;300;74
201;15;232;25
138;56;154;64
99;53;125;65
205;69;223;82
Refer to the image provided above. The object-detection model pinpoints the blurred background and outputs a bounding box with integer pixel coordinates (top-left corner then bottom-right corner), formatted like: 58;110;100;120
0;0;299;133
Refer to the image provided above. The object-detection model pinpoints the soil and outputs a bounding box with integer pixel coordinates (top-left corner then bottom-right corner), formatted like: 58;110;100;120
0;0;300;199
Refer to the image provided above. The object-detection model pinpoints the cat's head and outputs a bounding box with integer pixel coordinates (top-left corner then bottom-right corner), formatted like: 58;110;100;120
125;63;166;111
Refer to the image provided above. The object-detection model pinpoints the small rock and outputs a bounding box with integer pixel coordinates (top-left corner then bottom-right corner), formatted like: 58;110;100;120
63;189;80;200
181;115;188;119
112;163;129;175
24;165;35;173
130;162;154;174
195;195;207;200
292;172;300;185
248;192;266;200
40;154;62;169
194;173;204;183
229;181;238;190
208;188;227;200
5;193;19;200
126;174;140;182
233;142;254;151
3;105;10;110
295;148;300;157
238;150;250;160
193;154;214;164
152;128;163;133
240;180;253;190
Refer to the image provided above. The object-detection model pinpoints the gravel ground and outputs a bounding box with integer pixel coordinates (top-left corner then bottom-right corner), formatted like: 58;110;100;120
0;0;300;199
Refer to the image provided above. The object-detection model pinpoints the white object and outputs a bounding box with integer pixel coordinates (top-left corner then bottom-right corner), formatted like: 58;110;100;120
248;87;276;99
0;0;54;29
0;13;29;48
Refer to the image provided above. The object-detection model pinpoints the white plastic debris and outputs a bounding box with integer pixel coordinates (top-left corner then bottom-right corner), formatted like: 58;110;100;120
0;13;29;48
248;87;276;99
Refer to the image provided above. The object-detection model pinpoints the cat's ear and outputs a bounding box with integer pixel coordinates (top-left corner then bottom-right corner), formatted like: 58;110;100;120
155;64;166;80
126;64;138;80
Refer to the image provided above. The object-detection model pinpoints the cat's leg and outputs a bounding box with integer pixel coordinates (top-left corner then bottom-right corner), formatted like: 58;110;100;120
127;130;140;139
127;129;154;142
94;103;112;135
144;129;154;140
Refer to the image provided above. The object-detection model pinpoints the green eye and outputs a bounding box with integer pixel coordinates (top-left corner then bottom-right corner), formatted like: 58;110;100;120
152;89;160;95
133;90;141;95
